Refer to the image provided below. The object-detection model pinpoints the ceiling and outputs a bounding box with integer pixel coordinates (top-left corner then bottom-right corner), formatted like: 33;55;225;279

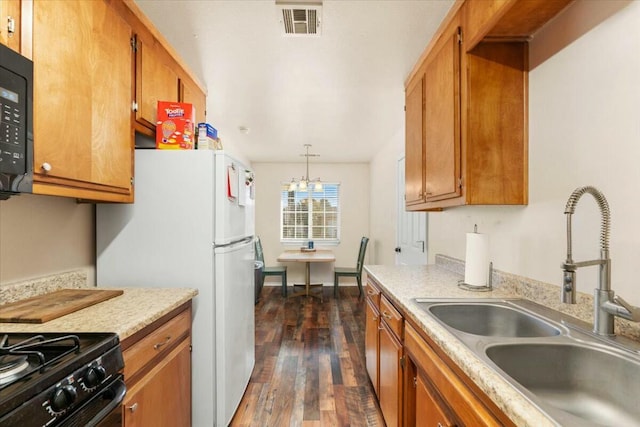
135;0;454;163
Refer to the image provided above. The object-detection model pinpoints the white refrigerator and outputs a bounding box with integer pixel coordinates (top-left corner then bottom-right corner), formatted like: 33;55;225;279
96;150;255;427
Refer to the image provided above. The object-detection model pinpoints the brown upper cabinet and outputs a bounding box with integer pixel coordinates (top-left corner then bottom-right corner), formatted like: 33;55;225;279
180;75;207;127
404;71;425;206
20;0;206;202
0;0;25;55
117;0;207;137
406;18;463;207
405;0;573;211
133;35;207;135
465;0;574;50
422;21;462;205
133;32;180;135
31;0;134;202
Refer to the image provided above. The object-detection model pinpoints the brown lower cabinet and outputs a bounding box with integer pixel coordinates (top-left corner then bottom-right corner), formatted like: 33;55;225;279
404;322;513;427
365;297;380;396
365;277;513;427
120;302;192;426
365;280;404;426
379;295;404;426
415;371;455;427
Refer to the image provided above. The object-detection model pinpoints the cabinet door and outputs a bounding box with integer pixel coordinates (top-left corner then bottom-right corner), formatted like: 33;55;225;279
416;373;455;427
0;0;21;53
32;0;133;199
379;321;402;427
365;298;380;396
405;72;425;206
135;35;179;130
180;77;206;126
123;339;191;427
91;0;133;192
423;26;461;202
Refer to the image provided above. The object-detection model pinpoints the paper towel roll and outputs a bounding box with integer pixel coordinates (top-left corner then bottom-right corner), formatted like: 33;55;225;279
464;232;490;287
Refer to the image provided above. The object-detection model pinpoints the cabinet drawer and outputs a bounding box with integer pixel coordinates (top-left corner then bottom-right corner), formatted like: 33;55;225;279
123;309;191;379
365;280;381;308
380;295;403;340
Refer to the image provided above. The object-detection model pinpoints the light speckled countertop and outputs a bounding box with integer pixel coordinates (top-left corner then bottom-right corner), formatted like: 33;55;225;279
364;262;561;427
0;287;198;340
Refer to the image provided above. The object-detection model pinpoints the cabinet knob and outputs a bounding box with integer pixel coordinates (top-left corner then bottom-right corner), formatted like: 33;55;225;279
128;403;138;413
41;162;52;172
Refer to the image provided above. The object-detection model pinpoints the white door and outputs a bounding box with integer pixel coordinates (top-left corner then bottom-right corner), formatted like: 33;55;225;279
396;157;428;265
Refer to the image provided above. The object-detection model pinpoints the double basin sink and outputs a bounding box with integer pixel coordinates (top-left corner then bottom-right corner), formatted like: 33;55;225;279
412;298;640;426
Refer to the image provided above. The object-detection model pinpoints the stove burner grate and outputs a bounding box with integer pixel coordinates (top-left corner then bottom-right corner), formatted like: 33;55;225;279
0;334;81;385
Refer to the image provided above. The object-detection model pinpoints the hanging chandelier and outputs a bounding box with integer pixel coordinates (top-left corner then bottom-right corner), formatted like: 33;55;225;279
288;144;323;192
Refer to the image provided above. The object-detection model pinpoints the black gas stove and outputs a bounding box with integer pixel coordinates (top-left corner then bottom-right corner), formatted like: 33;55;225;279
0;332;125;427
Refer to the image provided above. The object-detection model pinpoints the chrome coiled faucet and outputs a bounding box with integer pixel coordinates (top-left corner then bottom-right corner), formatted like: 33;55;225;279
561;186;640;336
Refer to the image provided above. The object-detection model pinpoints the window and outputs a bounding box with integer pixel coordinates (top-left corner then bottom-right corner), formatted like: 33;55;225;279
281;183;340;243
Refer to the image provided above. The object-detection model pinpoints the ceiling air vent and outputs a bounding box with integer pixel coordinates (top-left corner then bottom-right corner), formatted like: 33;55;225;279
276;1;322;36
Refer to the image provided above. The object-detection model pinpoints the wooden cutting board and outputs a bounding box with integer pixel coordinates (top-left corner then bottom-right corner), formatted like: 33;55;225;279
0;289;124;324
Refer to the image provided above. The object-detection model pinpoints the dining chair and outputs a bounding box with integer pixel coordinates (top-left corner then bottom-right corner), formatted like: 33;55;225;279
334;236;369;298
255;236;288;297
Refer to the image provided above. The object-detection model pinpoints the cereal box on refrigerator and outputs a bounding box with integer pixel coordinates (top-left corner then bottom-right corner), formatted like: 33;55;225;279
156;101;195;149
197;123;218;150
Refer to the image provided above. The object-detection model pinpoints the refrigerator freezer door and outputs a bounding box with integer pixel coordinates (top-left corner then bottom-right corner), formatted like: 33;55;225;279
215;153;255;245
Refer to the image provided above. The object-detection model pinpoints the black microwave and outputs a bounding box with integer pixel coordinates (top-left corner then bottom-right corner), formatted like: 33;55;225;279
0;43;33;200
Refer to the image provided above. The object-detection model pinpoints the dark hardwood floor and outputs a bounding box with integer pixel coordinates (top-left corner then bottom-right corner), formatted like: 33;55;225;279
230;285;385;427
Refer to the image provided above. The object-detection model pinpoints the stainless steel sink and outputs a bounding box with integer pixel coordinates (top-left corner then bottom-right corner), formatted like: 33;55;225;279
427;303;561;337
485;342;640;426
411;298;640;426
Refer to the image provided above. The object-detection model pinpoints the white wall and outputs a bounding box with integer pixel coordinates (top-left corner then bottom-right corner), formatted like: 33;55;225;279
369;127;404;265
0;194;95;285
253;162;370;285
428;1;640;305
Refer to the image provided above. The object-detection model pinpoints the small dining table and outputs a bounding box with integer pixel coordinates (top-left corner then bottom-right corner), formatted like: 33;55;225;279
277;249;335;300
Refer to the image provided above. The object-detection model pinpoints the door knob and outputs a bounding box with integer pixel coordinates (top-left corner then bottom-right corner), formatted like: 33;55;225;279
394;247;401;253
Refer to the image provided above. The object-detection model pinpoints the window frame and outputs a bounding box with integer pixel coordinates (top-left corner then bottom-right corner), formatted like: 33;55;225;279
279;181;341;245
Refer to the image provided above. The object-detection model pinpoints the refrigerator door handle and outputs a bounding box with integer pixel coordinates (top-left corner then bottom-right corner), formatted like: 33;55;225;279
214;236;254;249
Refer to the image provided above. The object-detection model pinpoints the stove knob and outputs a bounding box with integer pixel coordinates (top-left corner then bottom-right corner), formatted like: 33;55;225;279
84;365;107;388
50;384;78;412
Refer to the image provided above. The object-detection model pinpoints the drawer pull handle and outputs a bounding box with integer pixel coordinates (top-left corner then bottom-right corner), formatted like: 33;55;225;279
153;336;171;350
367;289;375;295
382;311;392;320
128;403;138;413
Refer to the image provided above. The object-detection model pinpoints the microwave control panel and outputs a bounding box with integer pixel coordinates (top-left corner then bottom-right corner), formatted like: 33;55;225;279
0;66;26;176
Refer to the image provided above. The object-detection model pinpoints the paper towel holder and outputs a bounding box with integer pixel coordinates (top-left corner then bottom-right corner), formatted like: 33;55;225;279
458;262;493;292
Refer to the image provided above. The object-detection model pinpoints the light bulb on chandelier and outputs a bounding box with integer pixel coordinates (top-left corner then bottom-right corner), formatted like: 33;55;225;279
288;144;323;192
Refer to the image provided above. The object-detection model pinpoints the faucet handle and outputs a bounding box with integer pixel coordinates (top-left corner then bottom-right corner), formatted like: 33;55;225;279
613;295;640;322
